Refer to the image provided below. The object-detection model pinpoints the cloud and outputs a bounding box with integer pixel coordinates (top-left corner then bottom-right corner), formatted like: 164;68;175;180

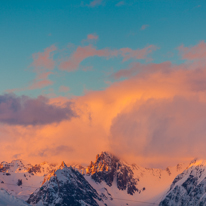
31;45;57;71
87;34;99;40
0;94;76;126
38;145;74;157
58;45;118;71
179;41;206;60
141;24;149;30
6;71;54;93
88;0;103;7
7;46;57;92
112;61;172;79
116;1;125;7
110;96;206;166
59;86;70;93
120;45;157;62
3;42;206;168
58;44;157;71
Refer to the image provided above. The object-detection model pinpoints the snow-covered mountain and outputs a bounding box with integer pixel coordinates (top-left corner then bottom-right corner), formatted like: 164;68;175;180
0;152;197;206
27;162;103;206
0;160;57;201
160;159;206;206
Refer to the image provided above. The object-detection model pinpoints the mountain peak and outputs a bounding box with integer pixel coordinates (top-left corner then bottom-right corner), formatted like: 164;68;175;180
59;161;67;169
86;151;139;195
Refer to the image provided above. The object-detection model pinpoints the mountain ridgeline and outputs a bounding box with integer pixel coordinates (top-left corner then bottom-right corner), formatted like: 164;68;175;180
1;152;206;206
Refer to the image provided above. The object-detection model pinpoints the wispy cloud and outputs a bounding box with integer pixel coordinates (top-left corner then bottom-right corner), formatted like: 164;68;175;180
87;34;99;40
58;43;157;72
179;41;206;60
59;86;70;93
116;1;125;7
58;45;118;71
88;0;104;7
140;24;149;30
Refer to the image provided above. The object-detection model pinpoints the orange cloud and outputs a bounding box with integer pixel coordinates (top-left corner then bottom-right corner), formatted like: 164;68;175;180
3;41;206;168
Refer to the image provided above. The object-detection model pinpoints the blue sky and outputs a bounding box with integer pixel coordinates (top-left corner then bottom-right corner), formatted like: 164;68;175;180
0;0;206;96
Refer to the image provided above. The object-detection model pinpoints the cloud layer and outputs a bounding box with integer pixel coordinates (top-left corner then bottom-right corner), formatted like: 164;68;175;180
0;94;76;125
2;41;206;168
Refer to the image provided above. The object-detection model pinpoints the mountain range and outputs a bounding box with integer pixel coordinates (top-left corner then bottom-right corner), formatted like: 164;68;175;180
0;152;205;206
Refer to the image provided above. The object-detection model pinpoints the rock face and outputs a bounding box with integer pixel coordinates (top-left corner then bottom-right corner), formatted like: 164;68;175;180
27;162;103;206
86;152;139;195
160;159;206;206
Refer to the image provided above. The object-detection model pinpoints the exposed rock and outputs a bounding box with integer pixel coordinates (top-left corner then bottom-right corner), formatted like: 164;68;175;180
86;152;139;195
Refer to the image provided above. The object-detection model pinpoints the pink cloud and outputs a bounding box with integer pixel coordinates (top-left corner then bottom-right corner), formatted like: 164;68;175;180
7;71;54;93
113;61;172;79
116;1;125;7
27;79;53;90
141;24;149;30
59;45;118;71
59;44;157;71
120;45;158;62
88;0;103;7
31;45;57;71
87;34;99;40
59;86;70;93
179;41;206;60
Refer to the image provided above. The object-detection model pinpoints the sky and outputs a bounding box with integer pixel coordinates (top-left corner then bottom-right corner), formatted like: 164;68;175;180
0;0;206;168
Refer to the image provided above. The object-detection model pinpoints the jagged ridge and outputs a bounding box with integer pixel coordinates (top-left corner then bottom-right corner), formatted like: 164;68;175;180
86;152;139;195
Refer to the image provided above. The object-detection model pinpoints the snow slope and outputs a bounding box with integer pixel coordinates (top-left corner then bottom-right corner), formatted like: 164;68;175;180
0;160;57;201
0;152;194;206
0;188;29;206
160;159;206;206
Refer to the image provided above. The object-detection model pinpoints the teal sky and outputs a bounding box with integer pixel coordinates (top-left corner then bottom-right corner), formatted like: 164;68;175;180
1;0;206;97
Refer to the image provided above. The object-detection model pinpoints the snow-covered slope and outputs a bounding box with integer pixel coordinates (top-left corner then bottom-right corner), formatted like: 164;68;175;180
0;160;57;201
27;162;104;206
74;152;188;206
0;188;29;206
0;153;192;206
160;159;206;206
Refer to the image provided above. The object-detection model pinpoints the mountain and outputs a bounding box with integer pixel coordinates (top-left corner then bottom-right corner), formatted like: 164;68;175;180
85;152;139;195
27;162;103;206
0;160;57;201
160;159;206;206
76;152;187;205
0;152;190;206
